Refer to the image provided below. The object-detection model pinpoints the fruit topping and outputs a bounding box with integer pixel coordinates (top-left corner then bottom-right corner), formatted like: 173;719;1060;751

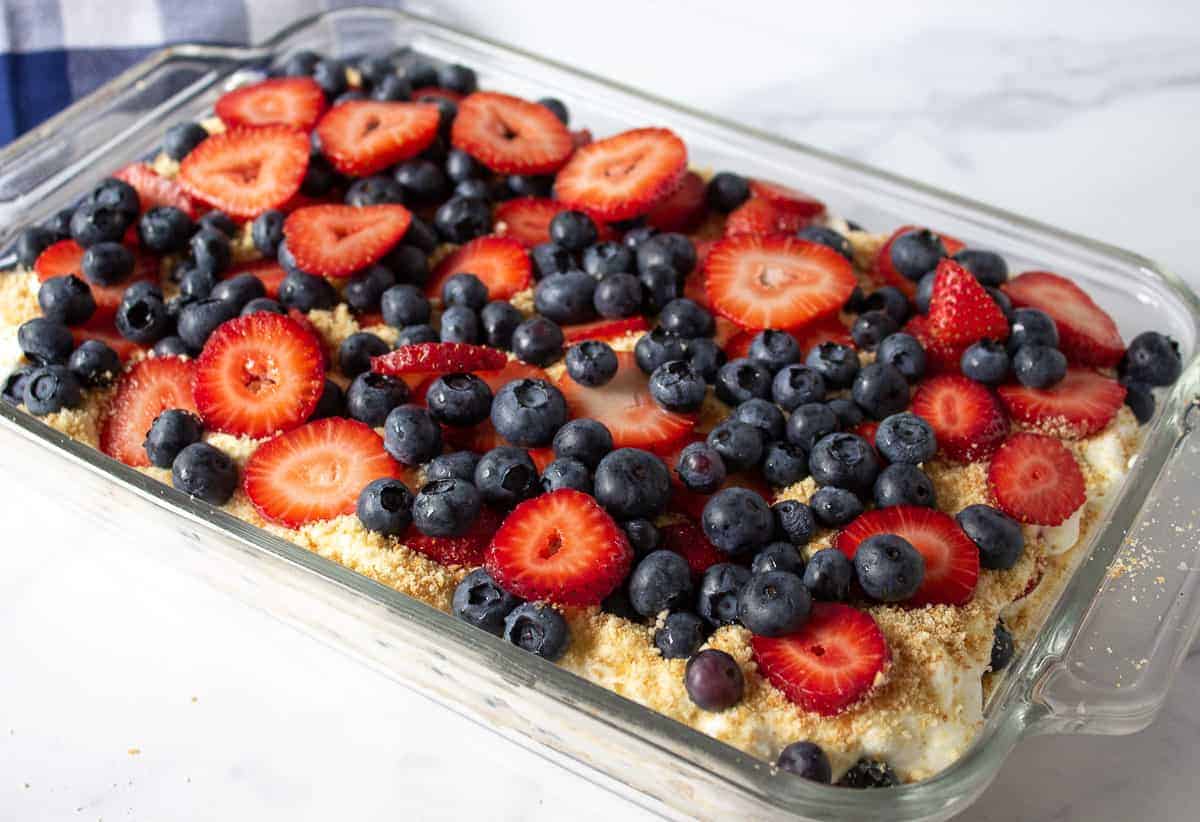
553;127;687;221
315;101;441;177
99;356;197;467
177;125;309;218
987;432;1086;526
1003;270;1124;368
450;91;575;175
424;235;531;302
282;203;411;277
215;76;327;131
996;368;1126;438
910;374;1009;462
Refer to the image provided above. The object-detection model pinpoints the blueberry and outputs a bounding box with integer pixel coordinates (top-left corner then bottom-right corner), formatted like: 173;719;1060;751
171;442;237;505
381;243;431;284
437;62;477;94
1008;308;1059;351
490;378;567;447
211;273;266;309
67;339;120;387
1012;344;1067;388
685;648;744;711
335;332;387;379
762;440;809;488
394;159;448;205
511;316;564;366
581;242;633;278
197;210;236;238
875;412;936;464
15;226;57;268
637;233;696;277
138;206;194;254
889;229;946;281
343;264;396;314
453;568;522;636
777;741;832;783
153;336;191;358
715;358;771;405
280;49;320;76
175;267;215;303
820;401;861;434
915;272;936;314
371;74;412;102
475;446;540;507
991;621;1015;672
851;310;899;351
837;759;899;789
843;285;866;314
876;332;926;383
278;271;338;312
731;398;785;442
37;275;95;326
356;54;397;88
628;550;694;617
593;271;644;318
594;448;671;519
346;372;410;427
115;291;171;345
380;283;431;328
683;337;725;383
301;153;340;197
1121;378;1155;424
452;178;488;201
504;602;569;660
163;121;208;160
548;210;598;252
413;478;481;537
540;457;592;493
738;571;811;637
176;298;237;351
750;542;805;576
852;362;910;419
480;301;523;349
18;317;73;365
676;441;727;494
426;373;493;427
43;209;74;242
744;331;798;375
953;248;1008;287
70;202;131;247
874;462;935;508
547;421;609;471
635;328;688;374
535;96;568;123
309;378;346;420
403;217;439;255
189;228;232;275
855;534;924;602
654;612;707;659
809;432;879;493
649;360;706;412
797;225;852;262
21;365;81;415
706;419;764;473
702;487;773;555
805;342;859;389
85;178;139;217
144;409;203;468
618;519;658;558
638;263;680;312
441;272;489;311
861;286;909;325
531;242;576;280
535;270;597;324
621;225;658;253
705;172;750;213
1121;331;1182;386
785;402;838;451
659;298;714;339
1;366;32;407
434;196;491;243
80;241;133;285
810;486;864;527
957;504;1024;570
122;281;163;305
960;339;1009;385
803;549;853;601
772;364;826;411
439;305;480;344
424;451;479;484
988;287;1014;321
445;149;481;182
773;499;816;546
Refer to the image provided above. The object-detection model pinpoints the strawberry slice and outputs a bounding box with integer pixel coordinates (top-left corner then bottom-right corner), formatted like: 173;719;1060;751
927;258;1008;348
177;125;309;219
35;239;158;323
99;357;197;467
872;225;965;298
424;235;531;302
987;432;1086;526
224;260;287;299
835;506;980;606
704;234;857;331
450;91;575;175
722;316;852;361
315;101;441;177
485;488;633;606
215;76;327;131
1003;270;1125;368
413;359;547;407
996;368;1126;438
902;314;964;375
724;197;813;237
747;179;826;218
492;197;611;248
561;316;650;343
283;204;412;277
852;419;879;445
750;603;890;716
553;127;687;222
403;506;503;567
556;349;694;451
911;374;1009;462
659;519;727;578
372;342;507;377
70;318;146;361
192;312;325;438
243;417;402;527
113;162;198;218
646;170;707;232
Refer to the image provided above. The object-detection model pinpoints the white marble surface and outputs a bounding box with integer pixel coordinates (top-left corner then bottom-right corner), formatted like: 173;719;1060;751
4;1;1200;819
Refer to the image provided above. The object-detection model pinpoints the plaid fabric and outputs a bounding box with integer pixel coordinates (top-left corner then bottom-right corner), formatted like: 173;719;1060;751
0;0;404;145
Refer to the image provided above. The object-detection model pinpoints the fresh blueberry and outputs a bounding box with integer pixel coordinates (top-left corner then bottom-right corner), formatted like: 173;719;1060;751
851;310;898;351
738;570;811;637
380;283;431;328
1120;331;1182;386
762;441;810;488
426;373;493;427
163;121;208;160
552;418;613;469
394;159;449;205
531;242;575;280
874;462;936;508
540;457;592;493
453;178;489;201
300;153;340;197
343;264;395;314
480;301;523;349
138;206;194;254
594;448;671;520
413;478;481;537
889;229;946;281
171;442;237;505
991;621;1015;672
356;53;397;88
437;63;477;94
805;342;859;389
649;360;706;412
67;339;120;387
21;365;81;415
957;504;1025;570
750;542;805;576
706;419;764;473
426;451;481;483
809;432;879;493
773;499;816;546
280;49;320;76
278;270;338;311
334;332;387;379
705;172;750;213
697;563;751;627
803;549;854;601
434;196;491;243
346;372;410;427
395;324;439;346
635;327;688;374
1121;378;1155;424
732;398;786;441
593;271;644;318
637;233;696;277
1012;344;1067;388
309;378;346;420
43;209;74;242
659;298;714;339
772;364;826;411
915;272;936;314
18;317;74;365
953;248;1008;287
176;297;237;350
535;270;597;324
1;366;32;407
797;225;852;262
621;225;657;253
311;57;347;97
490;378;567;447
581;241;633;278
504;602;569;660
15;226;57;268
37;275;95;326
549;210;598;252
676;441;727;494
746;330;799;375
1007;308;1059;351
511;316;564;366
777;741;832;783
875;412;936;464
445;148;481;182
852;362;910;419
785;402;838;451
702;487;773;555
855;534;924;602
211;273;266;309
439;305;480;344
621;519;660;557
84;177;139;217
862;286;909;325
654;612;706;659
827;397;865;429
988;287;1014;321
960;339;1009;385
70;202;131;247
441;272;489;311
629;550;694;617
810;486;864;527
837;759;899;789
685;649;744;711
383;404;442;465
143;409;203;468
189;228;232;275
876;332;926;383
80;241;133;285
371;73;412;102
176;267;215;302
382;242;431;283
638;264;679;312
475;446;540;507
453;568;522;636
683;337;724;383
537;96;569;123
153;336;191;358
400;59;438;88
715;358;772;405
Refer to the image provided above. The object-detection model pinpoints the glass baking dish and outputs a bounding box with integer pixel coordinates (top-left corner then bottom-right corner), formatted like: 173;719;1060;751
1;7;1198;820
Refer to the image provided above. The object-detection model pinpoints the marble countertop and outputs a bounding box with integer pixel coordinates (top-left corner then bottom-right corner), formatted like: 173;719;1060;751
4;1;1199;819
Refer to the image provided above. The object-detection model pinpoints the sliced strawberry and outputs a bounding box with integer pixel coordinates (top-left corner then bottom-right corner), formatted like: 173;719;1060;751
646;170;707;232
315;101;441;177
711;316;743;349
561;316;650;343
192;312;325;438
556;350;694;451
902;314;964;375
553;127;687;222
872;226;965;298
413;359;548;407
659;519;727;578
791;315;854;351
99;357;197;467
492;197;615;248
724;197;813;236
283;204;412;277
424;235;531;302
485;488;633;606
911;374;1009;462
404;506;502;567
836;506;980;606
987;432;1086;526
113;162;198;218
450;91;575;175
927;258;1008;348
747;179;826;218
852;419;879;445
996;368;1125;438
1003;270;1125;368
70;318;146;361
35;240;158;323
372;342;507;377
177;125;309;218
704;234;857;331
224;260;287;299
750;603;890;716
412;86;464;104
243;417;401;527
286;308;330;370
215;76;327;131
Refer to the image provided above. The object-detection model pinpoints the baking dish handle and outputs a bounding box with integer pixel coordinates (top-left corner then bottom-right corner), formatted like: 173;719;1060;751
1031;388;1200;736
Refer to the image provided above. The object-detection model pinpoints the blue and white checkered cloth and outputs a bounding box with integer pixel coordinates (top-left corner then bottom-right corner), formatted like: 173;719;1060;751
0;0;405;145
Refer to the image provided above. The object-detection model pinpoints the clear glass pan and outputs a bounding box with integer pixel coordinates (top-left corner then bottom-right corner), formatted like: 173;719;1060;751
1;8;1199;820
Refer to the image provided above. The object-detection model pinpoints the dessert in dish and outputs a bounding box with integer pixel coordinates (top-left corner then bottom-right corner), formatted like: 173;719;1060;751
0;50;1185;788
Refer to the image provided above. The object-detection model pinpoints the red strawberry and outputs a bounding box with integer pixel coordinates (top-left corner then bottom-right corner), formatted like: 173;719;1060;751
485;489;633;606
852;419;879;445
215;76;327;131
315;101;441;177
747;179;826;218
750;603;890;716
35;240;158;323
724;197;813;236
721;331;755;361
659;519;726;577
450;91;575;175
224;260;287;299
99;357;197;467
243;417;402;528
283;204;412;277
902;314;964;374
704;234;857;331
177;125;309;218
872;226;965;298
1003;270;1125;368
646;170;707;232
412;86;464;104
791;315;854;351
413;358;546;407
556;349;694;451
286;308;330;370
836;506;980;606
988;432;1086;525
70;318;145;361
372;342;507;377
911;374;1009;462
927;258;1008;347
553;127;687;222
404;506;502;567
561;316;650;343
113;163;198;218
192;312;325;438
996;368;1126;438
493;197;559;247
424;235;531;302
712;317;743;349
